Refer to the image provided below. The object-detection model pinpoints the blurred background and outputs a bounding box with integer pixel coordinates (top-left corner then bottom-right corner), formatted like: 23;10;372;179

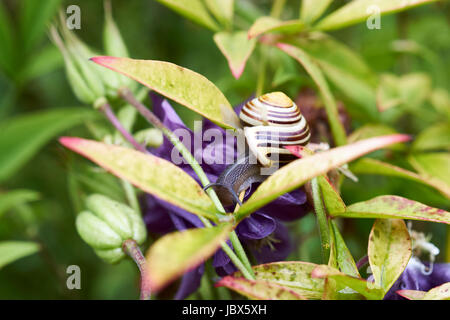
0;0;448;299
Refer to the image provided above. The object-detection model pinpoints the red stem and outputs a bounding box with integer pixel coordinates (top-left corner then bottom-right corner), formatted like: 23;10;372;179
122;239;151;300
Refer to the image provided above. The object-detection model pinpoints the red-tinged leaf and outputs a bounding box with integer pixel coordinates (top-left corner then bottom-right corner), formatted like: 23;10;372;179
351;158;450;198
147;224;233;292
235;134;410;221
423;282;450;300
334;195;450;224
311;265;384;300
59;137;221;221
368;219;412;293
232;261;324;299
91;56;241;130
216;276;307;300
213;31;256;79
396;289;426;300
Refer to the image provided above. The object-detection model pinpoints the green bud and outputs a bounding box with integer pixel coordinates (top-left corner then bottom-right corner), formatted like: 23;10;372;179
76;194;147;264
49;26;96;104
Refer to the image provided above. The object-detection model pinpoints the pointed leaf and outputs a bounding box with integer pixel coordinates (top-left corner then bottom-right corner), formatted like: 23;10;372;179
248;17;305;38
311;265;384;300
0;190;40;219
0;241;40;269
216;276;306;300
351;158;450;198
315;0;438;31
277;43;347;146
0;108;98;183
301;0;333;24
236;134;410;221
330;221;360;277
368;219;412;293
146;223;233;292
91;56;241;130
213;31;256;79
60;137;220;221
154;0;219;31
233;261;324;299
348;124;403;150
336;195;450;224
423;282;450;300
318;175;346;215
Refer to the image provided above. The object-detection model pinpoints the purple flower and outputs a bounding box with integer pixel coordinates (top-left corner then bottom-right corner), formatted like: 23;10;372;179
384;257;450;300
141;93;310;299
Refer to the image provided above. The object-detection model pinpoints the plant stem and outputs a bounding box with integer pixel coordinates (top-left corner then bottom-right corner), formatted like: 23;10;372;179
356;255;369;270
122;239;151;300
270;0;286;18
98;100;147;153
119;88;255;279
121;179;141;214
311;177;330;263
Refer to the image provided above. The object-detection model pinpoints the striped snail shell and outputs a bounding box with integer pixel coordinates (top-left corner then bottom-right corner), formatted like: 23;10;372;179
240;92;311;167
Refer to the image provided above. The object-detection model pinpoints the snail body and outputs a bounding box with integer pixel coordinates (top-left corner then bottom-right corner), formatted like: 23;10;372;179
205;92;310;207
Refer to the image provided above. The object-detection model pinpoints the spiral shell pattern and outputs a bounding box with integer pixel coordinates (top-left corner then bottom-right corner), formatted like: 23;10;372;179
240;92;310;167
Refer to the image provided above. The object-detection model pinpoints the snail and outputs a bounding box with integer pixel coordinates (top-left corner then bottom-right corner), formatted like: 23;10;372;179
204;92;311;207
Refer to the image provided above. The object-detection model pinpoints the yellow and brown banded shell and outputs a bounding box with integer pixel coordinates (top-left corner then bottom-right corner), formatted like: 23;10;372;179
240;92;310;167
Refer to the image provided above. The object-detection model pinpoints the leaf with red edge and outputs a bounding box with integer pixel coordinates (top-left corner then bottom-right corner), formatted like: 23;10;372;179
213;31;256;79
147;223;233;292
216;276;307;300
90;56;241;130
396;289;426;300
235;134;410;221
334;195;450;224
59;137;221;221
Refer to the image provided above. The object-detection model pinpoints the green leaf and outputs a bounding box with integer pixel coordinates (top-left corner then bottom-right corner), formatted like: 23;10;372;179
423;282;450;300
351;158;450;198
248;17;304;38
91;56;241;130
368;219;412;293
154;0;220;31
409;153;450;187
216;276;306;300
317;175;346;215
0;108;97;183
413;123;450;152
0;190;40;219
311;264;384;300
0;241;40;269
146;224;233;292
315;0;438;31
213;31;256;79
20;0;61;53
20;45;63;81
235;134;410;221
233;261;324;299
336;195;450;224
301;0;333;24
276;43;347;146
0;1;14;74
204;0;233;28
60;137;220;221
330;221;360;277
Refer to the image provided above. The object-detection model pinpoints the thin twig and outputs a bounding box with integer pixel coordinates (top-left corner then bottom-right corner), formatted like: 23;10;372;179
122;239;151;300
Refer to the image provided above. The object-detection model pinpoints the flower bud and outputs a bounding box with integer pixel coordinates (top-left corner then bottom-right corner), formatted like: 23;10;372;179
76;194;147;264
